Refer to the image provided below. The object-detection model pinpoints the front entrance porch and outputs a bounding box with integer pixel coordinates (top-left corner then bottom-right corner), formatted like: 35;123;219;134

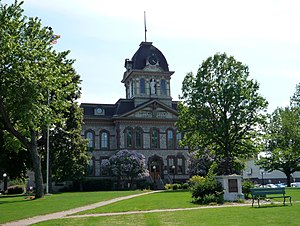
148;155;164;189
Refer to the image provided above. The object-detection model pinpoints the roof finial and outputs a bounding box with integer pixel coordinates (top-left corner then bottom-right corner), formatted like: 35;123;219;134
144;11;147;42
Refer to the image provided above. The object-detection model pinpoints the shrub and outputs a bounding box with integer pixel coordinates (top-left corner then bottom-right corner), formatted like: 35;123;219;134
164;183;172;190
7;186;24;194
190;177;224;204
242;179;254;199
188;175;205;187
182;183;189;189
68;179;113;191
172;183;179;190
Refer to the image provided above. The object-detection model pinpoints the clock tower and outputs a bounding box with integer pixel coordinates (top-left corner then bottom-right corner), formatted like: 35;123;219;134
122;42;174;107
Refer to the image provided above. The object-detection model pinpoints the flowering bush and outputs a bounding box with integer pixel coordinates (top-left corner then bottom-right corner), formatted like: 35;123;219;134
101;150;149;182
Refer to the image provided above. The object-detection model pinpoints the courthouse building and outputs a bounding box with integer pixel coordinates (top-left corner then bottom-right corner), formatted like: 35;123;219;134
80;41;190;186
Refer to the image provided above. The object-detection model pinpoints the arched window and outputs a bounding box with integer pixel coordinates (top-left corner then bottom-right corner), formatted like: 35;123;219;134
150;128;159;148
167;129;175;149
160;79;167;95
100;130;109;149
140;78;145;94
135;127;143;149
124;127;133;148
85;130;95;151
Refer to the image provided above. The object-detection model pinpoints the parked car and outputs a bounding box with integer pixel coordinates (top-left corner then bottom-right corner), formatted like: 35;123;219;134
291;182;300;187
275;183;287;188
265;184;277;188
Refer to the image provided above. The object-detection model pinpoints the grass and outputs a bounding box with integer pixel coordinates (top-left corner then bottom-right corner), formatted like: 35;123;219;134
34;203;300;225
0;190;143;224
2;188;300;225
75;188;300;215
75;190;196;214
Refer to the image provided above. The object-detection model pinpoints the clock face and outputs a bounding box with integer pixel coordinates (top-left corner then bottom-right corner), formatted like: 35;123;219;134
96;108;103;114
149;55;158;65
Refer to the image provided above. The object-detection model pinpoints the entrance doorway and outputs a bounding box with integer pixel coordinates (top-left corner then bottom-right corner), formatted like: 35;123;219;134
148;155;164;181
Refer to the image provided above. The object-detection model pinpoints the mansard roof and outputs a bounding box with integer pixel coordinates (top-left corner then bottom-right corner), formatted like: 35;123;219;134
130;42;169;72
81;99;179;118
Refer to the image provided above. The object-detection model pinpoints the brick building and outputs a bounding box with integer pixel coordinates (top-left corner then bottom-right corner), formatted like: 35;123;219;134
81;41;190;187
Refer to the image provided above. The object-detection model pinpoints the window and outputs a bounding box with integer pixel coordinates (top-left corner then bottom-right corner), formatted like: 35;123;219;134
168;157;175;174
167;129;175;149
100;130;109;149
151;128;159;148
100;158;109;176
85;130;95;151
140;78;145;94
135;127;143;149
176;132;182;149
160;79;167;95
228;179;238;192
87;158;94;176
125;127;133;148
177;157;184;174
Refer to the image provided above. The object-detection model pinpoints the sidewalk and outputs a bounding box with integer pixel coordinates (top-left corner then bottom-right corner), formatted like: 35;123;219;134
2;191;162;226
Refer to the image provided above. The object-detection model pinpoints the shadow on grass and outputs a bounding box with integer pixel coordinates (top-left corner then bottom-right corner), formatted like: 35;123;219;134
0;195;37;205
163;189;190;193
252;203;292;208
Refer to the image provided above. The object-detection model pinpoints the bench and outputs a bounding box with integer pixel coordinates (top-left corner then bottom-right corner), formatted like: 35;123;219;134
250;187;292;207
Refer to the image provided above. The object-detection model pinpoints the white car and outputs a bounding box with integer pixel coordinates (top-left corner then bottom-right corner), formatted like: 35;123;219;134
291;182;300;187
265;184;277;188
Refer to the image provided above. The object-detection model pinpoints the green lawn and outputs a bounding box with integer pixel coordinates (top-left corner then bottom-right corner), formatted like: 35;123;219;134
75;190;197;214
2;188;300;225
75;188;300;215
0;190;143;224
34;203;300;226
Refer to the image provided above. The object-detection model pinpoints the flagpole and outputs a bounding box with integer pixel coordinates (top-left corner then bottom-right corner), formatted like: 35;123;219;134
46;125;49;194
46;90;50;194
144;11;147;42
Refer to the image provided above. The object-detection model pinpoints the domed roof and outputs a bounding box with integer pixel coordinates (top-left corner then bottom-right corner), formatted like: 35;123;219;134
131;42;169;72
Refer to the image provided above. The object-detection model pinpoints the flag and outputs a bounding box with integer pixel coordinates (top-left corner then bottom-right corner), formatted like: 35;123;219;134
50;34;61;45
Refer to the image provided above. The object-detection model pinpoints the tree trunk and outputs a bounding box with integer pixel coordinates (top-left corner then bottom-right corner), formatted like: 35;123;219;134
29;130;44;198
0;98;44;198
285;170;292;187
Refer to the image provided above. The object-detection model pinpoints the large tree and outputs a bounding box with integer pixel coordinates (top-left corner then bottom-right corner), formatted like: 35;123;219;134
177;53;268;175
0;1;84;198
257;107;300;187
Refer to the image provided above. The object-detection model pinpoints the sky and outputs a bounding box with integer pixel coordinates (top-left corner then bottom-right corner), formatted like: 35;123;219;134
3;0;300;113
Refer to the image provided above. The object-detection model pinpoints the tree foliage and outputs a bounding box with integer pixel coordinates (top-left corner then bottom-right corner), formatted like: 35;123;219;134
0;128;32;180
256;106;300;186
0;1;86;198
189;150;214;177
48;102;89;183
177;53;268;175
